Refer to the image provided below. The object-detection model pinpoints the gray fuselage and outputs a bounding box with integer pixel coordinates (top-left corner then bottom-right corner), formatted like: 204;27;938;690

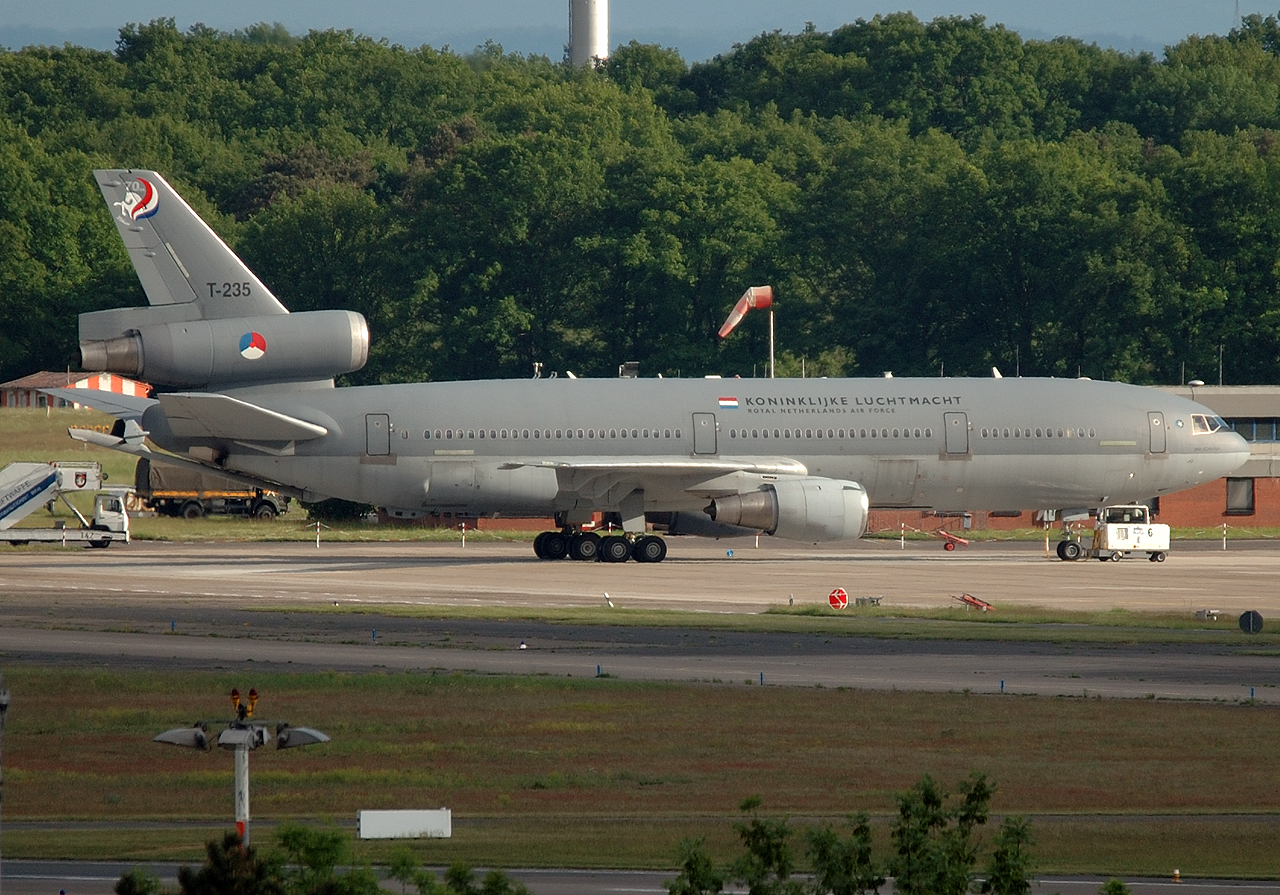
146;376;1250;521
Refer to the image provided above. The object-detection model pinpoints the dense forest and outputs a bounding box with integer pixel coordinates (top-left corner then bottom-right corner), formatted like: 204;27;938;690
6;13;1280;386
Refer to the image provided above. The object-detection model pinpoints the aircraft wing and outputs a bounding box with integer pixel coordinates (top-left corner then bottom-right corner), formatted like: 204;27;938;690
156;393;328;441
41;388;157;420
501;457;808;476
503;456;809;501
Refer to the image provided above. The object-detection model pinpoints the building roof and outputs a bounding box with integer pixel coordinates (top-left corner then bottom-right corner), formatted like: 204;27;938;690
1157;385;1280;417
0;371;81;390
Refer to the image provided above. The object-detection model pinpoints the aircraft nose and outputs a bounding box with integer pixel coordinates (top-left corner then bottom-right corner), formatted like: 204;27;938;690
1219;430;1251;476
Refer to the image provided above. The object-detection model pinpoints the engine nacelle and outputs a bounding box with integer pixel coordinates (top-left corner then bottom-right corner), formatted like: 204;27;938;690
706;477;869;542
80;310;369;388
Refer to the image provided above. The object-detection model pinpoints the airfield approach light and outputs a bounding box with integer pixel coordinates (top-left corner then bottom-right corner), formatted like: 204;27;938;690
155;688;328;847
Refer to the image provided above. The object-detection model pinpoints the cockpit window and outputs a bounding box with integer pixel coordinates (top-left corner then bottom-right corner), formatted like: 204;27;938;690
1190;413;1227;434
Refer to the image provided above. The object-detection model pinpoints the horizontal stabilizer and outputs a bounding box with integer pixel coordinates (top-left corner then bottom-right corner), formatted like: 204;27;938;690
157;393;328;441
41;388;157;420
501;456;808;476
69;425;152;456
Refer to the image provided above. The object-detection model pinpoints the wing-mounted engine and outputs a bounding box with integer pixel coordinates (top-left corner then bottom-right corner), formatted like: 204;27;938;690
706;477;870;542
80;308;369;389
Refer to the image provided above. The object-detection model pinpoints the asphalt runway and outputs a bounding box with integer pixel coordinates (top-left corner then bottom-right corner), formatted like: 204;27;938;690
0;537;1276;702
3;860;1277;895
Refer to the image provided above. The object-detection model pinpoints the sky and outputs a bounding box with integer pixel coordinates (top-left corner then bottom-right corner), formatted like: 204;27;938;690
0;1;1262;61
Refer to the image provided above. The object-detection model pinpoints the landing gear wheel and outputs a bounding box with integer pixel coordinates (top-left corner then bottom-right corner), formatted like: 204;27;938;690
541;531;569;560
601;537;632;563
570;532;601;561
1055;540;1068;560
181;501;205;520
533;531;549;558
1061;541;1082;561
632;535;667;563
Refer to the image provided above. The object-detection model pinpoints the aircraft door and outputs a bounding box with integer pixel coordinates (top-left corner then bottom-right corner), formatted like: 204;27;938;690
366;413;390;456
944;412;969;455
1148;412;1166;453
693;412;717;454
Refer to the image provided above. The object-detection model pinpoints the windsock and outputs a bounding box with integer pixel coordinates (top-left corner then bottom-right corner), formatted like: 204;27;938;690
718;286;773;338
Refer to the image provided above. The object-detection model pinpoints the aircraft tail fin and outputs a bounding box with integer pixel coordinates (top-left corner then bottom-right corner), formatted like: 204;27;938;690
81;171;369;391
93;170;286;318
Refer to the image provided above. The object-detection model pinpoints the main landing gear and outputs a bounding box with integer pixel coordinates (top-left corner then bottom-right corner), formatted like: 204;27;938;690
532;529;667;563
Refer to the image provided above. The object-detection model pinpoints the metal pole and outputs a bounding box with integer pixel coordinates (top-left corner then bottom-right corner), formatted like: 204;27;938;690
769;308;775;379
234;744;250;846
0;676;9;895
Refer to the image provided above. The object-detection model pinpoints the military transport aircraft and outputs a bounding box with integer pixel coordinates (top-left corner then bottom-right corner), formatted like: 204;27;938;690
53;170;1249;563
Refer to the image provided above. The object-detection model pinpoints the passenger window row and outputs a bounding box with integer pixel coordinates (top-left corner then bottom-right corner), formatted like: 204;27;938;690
728;427;933;440
979;427;1096;439
424;427;683;440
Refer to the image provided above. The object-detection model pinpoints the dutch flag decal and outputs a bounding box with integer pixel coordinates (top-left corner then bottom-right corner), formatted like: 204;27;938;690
718;396;739;408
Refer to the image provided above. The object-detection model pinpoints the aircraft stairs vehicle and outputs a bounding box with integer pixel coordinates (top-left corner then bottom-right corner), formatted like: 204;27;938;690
0;461;130;547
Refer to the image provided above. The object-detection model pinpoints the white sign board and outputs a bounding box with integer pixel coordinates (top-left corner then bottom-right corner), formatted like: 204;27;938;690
358;808;452;839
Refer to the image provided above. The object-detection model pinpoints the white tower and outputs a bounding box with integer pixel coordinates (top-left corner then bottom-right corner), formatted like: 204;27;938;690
569;0;609;65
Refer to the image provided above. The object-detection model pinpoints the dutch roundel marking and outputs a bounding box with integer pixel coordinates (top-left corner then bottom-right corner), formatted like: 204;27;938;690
718;396;739;408
114;178;159;223
239;331;267;360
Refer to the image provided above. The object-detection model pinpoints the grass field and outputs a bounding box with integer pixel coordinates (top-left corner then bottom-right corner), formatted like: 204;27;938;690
2;667;1278;876
5;408;1280;877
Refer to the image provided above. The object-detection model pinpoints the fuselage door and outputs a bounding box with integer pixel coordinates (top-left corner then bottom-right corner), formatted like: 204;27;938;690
944;412;969;455
366;413;390;456
693;412;717;455
1148;412;1166;453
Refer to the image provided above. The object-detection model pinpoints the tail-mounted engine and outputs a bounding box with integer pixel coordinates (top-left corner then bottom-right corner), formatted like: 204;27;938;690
706;477;870;542
80;309;369;389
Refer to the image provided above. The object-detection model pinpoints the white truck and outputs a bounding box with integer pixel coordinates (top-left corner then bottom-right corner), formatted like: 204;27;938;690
1055;504;1169;563
0;461;129;547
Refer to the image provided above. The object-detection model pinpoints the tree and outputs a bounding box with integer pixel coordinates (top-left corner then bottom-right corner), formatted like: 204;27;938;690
666;838;725;895
807;813;884;895
275;822;381;895
979;816;1034;895
115;869;164;895
417;863;529;895
177;831;285;895
889;773;993;895
1099;880;1131;895
729;796;804;895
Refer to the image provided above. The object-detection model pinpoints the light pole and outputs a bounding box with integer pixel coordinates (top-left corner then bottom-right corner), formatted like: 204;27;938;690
0;674;9;895
156;688;329;847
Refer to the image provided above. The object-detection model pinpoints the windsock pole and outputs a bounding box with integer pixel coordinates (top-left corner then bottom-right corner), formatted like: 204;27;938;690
769;303;775;378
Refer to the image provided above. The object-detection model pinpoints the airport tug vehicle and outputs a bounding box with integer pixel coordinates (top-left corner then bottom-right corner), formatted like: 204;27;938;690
1055;504;1169;563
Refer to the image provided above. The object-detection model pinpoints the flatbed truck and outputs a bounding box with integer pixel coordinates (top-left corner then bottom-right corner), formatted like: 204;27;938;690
134;458;289;520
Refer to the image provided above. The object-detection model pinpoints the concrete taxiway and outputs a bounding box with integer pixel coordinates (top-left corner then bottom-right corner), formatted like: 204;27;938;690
1;535;1276;615
0;537;1276;702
